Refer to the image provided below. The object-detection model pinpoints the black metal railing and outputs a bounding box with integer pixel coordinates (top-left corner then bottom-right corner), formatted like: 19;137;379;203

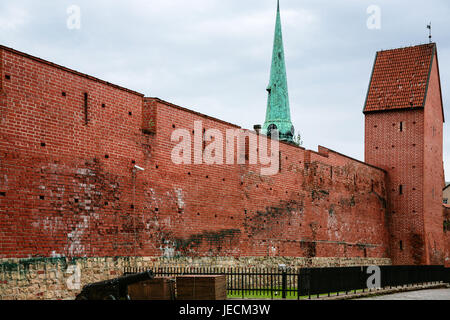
298;265;446;297
123;265;450;299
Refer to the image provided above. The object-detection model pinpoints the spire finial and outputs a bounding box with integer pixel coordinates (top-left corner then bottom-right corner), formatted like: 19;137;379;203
277;0;280;12
427;22;432;43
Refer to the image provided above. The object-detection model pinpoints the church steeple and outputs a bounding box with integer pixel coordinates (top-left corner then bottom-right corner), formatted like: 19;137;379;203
263;0;294;142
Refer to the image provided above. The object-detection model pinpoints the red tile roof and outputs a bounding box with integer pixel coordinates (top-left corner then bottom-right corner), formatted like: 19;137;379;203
364;43;436;113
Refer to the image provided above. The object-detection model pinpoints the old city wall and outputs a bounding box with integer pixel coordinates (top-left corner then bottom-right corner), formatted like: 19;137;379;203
0;47;390;299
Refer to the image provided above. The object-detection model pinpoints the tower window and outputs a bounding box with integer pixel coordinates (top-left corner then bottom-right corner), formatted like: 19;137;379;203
399;241;403;251
399;185;403;195
84;93;89;125
400;122;403;132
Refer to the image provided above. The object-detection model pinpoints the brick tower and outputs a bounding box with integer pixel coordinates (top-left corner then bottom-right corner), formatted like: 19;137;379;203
364;43;445;265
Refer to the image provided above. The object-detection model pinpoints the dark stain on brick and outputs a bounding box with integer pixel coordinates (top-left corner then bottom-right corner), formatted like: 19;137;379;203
300;241;316;258
172;229;241;255
328;204;335;216
311;189;329;201
244;200;304;235
411;233;424;265
370;191;387;209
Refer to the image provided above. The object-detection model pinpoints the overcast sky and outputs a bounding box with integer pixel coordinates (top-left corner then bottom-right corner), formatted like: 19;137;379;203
1;0;449;181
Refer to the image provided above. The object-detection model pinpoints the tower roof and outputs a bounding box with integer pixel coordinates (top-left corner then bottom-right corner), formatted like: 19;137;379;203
364;43;442;116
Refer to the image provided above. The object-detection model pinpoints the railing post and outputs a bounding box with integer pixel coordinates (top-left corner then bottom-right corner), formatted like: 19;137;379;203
282;270;287;299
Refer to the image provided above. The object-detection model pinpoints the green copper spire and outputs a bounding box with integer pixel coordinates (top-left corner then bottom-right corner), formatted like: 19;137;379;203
263;0;294;142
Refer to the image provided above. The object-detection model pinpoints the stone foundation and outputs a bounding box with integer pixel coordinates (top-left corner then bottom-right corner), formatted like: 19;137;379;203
0;256;391;300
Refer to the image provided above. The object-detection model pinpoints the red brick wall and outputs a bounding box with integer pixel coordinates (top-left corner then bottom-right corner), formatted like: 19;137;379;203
444;205;450;267
364;53;445;265
0;47;145;257
0;47;390;261
423;54;445;265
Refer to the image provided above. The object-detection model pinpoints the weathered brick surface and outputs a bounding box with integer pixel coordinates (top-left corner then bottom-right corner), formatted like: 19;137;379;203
0;46;390;262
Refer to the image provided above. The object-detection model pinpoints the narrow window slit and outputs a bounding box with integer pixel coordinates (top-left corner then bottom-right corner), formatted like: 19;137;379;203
84;93;89;125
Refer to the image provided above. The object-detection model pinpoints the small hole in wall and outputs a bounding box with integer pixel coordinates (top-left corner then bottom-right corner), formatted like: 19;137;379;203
105;155;109;159
172;124;176;129
0;192;6;197
188;172;191;176
230;216;234;220
5;75;11;80
197;213;200;216
155;208;159;212
40;195;45;200
131;160;136;164
215;214;218;218
104;201;108;206
223;178;225;182
130;204;135;209
128;112;132;116
74;199;79;203
62;92;66;97
206;176;209;179
156;165;159;169
102;104;106;108
41;142;46;147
